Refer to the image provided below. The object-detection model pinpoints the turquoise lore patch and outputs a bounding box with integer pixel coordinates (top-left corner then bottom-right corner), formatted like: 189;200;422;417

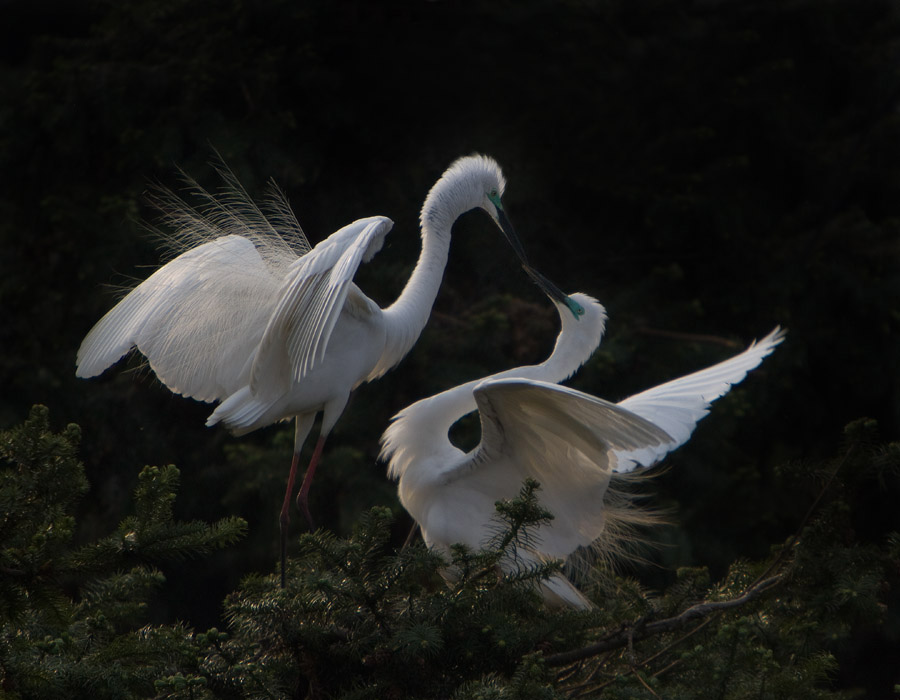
565;297;585;320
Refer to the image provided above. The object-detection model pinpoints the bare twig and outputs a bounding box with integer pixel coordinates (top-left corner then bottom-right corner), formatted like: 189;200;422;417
555;440;855;691
652;657;683;679
545;574;782;667
636;617;714;669
749;444;854;589
401;521;420;550
633;668;662;698
634;327;741;348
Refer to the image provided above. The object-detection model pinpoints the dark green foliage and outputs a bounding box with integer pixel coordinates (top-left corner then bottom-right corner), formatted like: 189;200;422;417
186;420;896;700
5;408;896;699
1;405;88;622
543;419;899;700
190;485;584;700
0;406;246;699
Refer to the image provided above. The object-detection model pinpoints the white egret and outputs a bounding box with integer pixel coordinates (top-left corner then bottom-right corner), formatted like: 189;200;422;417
76;155;559;584
380;292;784;607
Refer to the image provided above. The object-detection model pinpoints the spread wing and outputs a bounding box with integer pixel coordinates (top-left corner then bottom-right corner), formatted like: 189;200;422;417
613;326;786;472
76;235;280;402
442;378;675;558
250;216;393;396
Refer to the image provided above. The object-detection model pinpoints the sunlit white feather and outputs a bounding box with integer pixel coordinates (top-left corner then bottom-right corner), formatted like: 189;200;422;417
381;292;783;608
613;326;786;471
78;154;515;449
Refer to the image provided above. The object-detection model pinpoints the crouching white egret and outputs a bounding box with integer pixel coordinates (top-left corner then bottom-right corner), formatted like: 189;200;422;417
76;155;561;585
380;292;784;607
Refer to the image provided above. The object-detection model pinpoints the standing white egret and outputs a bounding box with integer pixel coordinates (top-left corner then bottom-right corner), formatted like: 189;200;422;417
76;155;559;584
380;292;784;607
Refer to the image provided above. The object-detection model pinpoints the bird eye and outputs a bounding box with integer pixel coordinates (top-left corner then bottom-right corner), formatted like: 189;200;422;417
489;188;498;199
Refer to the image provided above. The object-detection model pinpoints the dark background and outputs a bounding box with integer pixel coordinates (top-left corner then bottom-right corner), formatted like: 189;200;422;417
2;0;899;694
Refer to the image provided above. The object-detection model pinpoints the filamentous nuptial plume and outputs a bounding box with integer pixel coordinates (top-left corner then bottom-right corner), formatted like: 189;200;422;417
76;155;565;585
380;291;784;608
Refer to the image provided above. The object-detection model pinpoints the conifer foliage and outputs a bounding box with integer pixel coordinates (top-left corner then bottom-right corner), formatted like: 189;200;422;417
2;407;897;698
0;406;246;699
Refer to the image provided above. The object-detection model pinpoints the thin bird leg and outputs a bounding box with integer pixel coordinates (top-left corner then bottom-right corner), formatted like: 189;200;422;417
280;414;314;588
402;521;420;550
279;450;302;588
295;435;326;531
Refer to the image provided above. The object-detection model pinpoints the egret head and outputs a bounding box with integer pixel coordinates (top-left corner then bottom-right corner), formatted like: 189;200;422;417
421;153;530;266
524;265;585;320
421;154;508;233
562;292;604;329
550;291;607;365
421;154;572;310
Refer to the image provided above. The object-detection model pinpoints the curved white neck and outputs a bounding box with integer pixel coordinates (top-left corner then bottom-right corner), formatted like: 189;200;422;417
373;225;451;378
381;297;605;483
428;349;586;438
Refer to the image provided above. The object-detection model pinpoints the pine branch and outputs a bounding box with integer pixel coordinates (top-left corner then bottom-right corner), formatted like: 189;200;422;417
1;407;246;698
543;574;783;667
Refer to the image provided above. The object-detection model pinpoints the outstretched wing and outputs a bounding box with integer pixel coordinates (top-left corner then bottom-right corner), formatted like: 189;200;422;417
442;378;675;558
76;235;281;402
250;216;393;395
613;326;786;472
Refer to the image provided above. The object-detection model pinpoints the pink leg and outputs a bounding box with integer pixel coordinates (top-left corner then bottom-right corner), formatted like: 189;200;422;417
295;435;326;532
279;451;302;588
402;521;421;550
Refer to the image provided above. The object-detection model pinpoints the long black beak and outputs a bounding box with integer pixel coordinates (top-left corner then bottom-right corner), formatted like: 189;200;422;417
494;207;575;312
522;264;568;305
495;207;529;265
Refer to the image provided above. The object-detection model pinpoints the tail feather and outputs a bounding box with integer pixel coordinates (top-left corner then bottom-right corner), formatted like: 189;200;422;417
541;573;592;609
207;387;275;435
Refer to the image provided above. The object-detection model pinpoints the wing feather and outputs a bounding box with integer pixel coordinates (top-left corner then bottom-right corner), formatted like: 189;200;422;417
614;326;786;471
441;378;674;557
76;235;280;402
250;216;392;395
